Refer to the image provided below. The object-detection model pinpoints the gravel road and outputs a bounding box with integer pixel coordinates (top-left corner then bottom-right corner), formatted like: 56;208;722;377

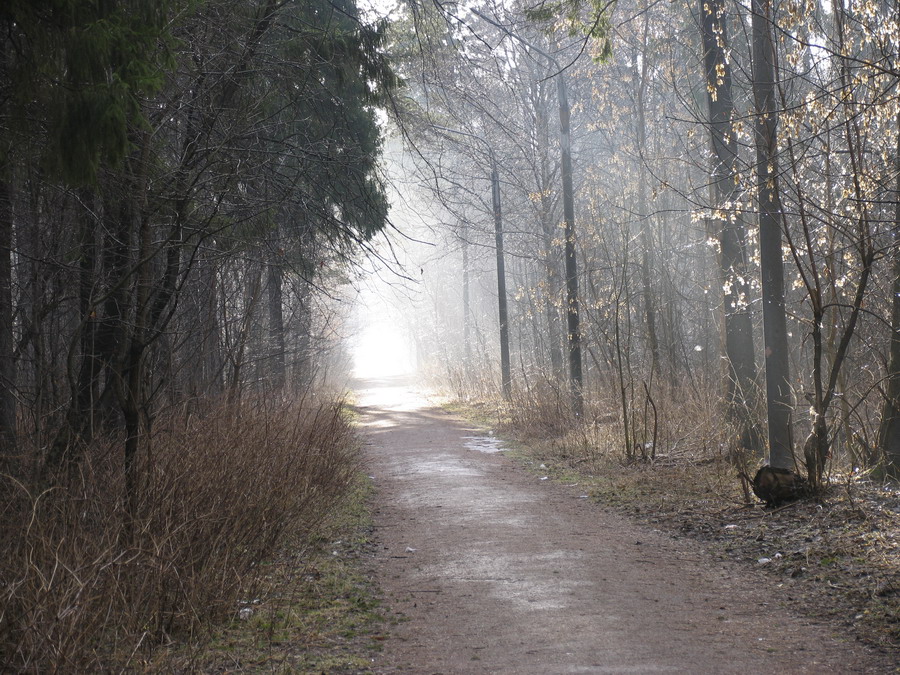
355;376;892;674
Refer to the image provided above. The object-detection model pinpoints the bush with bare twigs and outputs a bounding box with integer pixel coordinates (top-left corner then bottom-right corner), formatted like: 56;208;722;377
498;375;744;469
0;397;358;672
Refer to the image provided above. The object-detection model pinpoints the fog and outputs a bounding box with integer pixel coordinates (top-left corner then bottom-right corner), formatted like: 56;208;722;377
349;134;443;382
351;279;416;379
340;0;900;475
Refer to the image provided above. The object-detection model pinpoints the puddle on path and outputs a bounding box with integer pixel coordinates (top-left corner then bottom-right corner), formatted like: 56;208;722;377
407;459;483;477
462;436;505;454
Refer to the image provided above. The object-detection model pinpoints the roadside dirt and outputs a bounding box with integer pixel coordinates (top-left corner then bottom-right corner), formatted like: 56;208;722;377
355;376;895;674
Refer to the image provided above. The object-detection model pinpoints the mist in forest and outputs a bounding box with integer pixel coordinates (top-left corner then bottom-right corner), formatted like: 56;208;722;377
344;0;900;482
350;133;464;385
0;0;894;480
350;274;416;379
2;0;899;668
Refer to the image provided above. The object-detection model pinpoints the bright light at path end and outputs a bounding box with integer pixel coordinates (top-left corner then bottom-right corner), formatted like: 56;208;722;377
352;321;414;378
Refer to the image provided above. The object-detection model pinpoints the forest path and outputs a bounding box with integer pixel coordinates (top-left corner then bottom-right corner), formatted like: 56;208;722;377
355;376;886;674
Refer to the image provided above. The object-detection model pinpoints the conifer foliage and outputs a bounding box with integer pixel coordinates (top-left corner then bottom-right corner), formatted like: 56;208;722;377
1;0;394;669
0;0;395;480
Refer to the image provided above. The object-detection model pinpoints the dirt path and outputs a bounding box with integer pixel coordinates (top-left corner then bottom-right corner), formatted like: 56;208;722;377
355;377;892;674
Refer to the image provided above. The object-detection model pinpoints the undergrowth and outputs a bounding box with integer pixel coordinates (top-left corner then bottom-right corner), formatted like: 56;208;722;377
0;397;359;672
160;474;386;674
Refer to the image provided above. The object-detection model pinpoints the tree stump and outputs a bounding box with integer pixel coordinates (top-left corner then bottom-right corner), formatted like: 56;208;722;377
751;466;808;506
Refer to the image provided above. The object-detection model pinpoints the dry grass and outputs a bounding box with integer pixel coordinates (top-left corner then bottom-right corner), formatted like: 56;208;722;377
488;375;742;471
0;397;359;672
157;474;387;674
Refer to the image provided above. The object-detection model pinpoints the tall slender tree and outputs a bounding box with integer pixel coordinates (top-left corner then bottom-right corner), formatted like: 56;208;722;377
878;115;900;477
699;0;762;454
751;0;793;468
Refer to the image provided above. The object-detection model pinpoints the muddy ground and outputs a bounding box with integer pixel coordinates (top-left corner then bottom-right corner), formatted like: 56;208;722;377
355;376;896;674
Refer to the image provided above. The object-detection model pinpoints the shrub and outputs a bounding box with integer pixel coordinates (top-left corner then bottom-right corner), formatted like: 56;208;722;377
0;397;358;672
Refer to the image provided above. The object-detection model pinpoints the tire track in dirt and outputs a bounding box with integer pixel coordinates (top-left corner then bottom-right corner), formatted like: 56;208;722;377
356;377;890;674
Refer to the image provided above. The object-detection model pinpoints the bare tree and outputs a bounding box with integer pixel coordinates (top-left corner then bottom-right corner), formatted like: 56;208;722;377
751;0;793;468
699;0;761;456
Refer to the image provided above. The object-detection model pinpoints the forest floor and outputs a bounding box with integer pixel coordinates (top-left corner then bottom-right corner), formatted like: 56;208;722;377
506;435;900;657
176;377;898;673
451;401;900;658
354;377;898;674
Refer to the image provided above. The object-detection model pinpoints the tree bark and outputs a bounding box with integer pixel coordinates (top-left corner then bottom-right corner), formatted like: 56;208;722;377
296;275;313;392
878;115;900;478
635;27;661;380
267;253;286;393
462;227;472;377
0;177;15;456
556;72;584;417
122;131;155;515
879;250;900;477
534;85;565;382
45;190;104;471
751;0;793;467
227;264;262;404
699;0;762;454
199;247;223;397
0;27;16;458
491;164;512;400
70;191;101;442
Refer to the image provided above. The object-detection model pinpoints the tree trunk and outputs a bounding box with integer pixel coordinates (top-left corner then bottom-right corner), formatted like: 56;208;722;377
70;191;101;441
751;0;793;467
879;248;900;477
699;0;762;455
227;264;262;404
122;132;155;516
0;29;16;459
535;88;565;382
462;227;472;378
543;245;564;382
635;20;661;380
296;276;313;392
878;115;900;478
200;248;223;397
44;190;104;471
491;164;512;400
267;255;286;393
556;72;584;417
0;177;15;456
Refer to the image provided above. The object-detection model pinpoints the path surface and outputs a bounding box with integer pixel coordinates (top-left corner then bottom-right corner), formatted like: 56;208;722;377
355;376;890;674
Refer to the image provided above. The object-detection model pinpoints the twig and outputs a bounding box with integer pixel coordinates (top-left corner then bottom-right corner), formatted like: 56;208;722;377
743;500;804;518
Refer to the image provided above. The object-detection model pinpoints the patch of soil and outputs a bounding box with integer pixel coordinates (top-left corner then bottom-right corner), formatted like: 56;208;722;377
359;380;896;673
515;450;900;656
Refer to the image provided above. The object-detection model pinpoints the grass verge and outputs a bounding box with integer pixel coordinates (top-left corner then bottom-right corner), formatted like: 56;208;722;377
0;397;367;672
160;474;386;673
